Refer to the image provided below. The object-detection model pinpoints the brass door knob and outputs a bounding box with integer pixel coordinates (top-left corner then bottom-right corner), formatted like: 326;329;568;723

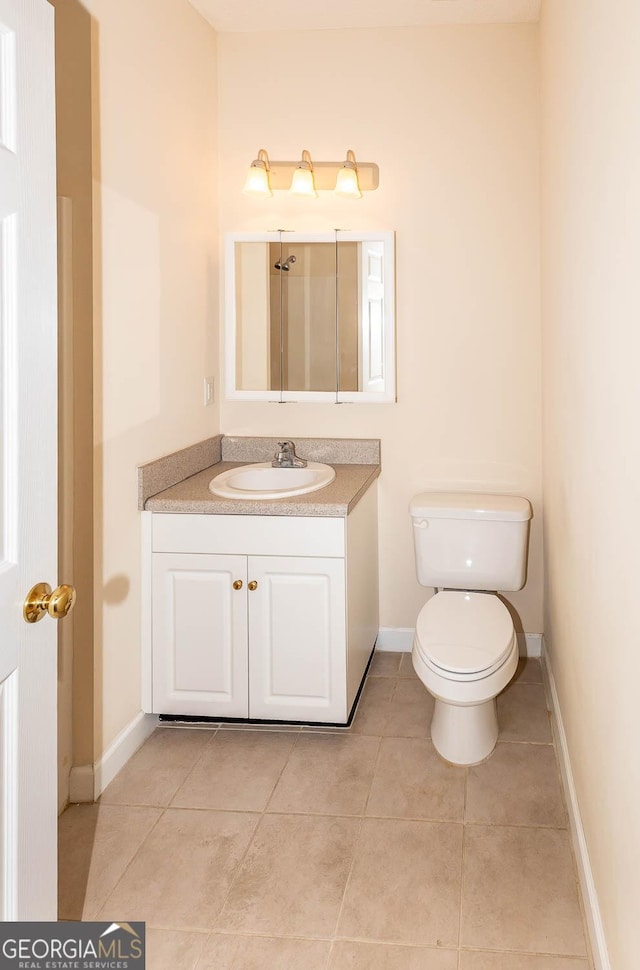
23;582;77;624
233;580;243;590
248;581;258;591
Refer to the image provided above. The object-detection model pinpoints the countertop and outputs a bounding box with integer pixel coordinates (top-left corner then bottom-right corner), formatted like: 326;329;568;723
144;460;380;517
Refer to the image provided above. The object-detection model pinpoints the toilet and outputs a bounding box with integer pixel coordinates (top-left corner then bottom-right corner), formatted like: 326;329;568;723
409;491;532;766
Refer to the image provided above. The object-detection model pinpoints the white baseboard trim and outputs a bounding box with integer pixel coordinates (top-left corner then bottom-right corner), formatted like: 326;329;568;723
376;628;414;652
542;642;611;970
68;764;96;804
524;632;542;657
94;711;159;798
69;712;159;802
377;628;543;658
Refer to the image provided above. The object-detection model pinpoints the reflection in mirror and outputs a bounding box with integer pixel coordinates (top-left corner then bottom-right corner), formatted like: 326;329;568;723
227;230;395;403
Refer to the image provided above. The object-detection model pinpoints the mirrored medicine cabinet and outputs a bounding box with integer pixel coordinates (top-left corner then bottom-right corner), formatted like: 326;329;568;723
224;230;395;403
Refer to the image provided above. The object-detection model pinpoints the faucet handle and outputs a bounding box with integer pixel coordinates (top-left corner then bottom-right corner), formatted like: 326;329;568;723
278;440;294;450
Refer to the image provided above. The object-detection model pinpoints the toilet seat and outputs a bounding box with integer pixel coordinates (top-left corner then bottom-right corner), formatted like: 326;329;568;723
415;591;515;679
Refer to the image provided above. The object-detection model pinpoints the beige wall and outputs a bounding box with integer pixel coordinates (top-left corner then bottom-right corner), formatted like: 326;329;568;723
81;0;219;756
218;25;543;634
540;2;640;966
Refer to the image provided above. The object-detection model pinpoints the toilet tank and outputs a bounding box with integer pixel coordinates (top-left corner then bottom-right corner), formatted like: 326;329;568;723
410;492;532;591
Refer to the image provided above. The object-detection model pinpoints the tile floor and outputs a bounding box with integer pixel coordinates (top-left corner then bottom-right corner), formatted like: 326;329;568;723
59;653;593;970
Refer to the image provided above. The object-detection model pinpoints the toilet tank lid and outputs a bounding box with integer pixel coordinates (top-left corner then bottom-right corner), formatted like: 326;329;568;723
409;492;532;522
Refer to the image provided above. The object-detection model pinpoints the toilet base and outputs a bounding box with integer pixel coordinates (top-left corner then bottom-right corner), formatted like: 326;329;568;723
431;697;498;766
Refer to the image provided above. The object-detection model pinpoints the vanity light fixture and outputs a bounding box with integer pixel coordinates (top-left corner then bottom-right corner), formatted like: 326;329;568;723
242;148;272;197
334;150;362;199
290;150;318;198
241;148;379;196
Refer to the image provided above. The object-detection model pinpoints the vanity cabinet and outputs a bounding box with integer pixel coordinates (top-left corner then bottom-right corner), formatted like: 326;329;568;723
142;483;378;724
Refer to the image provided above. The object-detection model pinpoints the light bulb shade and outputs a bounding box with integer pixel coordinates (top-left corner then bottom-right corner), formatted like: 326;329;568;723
290;166;317;198
243;163;272;197
334;164;362;198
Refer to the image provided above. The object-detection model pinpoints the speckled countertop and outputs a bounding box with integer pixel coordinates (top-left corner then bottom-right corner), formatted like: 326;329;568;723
144;461;379;517
139;436;381;518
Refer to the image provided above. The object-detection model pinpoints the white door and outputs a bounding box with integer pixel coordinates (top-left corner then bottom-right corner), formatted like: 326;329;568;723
0;0;58;919
152;553;249;717
248;556;346;723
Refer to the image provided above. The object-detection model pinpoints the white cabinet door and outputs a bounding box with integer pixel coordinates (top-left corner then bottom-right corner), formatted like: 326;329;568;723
152;553;248;717
248;556;347;722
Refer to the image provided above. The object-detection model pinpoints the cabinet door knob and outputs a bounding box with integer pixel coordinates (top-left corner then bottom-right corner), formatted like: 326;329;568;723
248;580;258;591
233;580;243;590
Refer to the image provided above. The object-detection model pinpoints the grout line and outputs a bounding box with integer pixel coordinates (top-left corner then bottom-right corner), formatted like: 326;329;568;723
192;931;215;970
90;802;574;830
262;729;302;814
329;816;363;941
361;735;383;818
459;943;590;959
92;804;167;920
458;770;467;950
460;819;574;833
381;676;399;736
165;730;221;809
207;730;301;932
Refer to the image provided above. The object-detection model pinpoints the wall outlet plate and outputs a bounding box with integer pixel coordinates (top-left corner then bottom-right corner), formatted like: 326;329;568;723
204;376;215;406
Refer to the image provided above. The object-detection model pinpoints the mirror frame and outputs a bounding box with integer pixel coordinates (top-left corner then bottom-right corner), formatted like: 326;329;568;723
224;229;396;403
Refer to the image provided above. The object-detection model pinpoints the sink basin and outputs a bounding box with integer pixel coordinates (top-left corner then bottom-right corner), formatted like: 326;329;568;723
209;461;336;500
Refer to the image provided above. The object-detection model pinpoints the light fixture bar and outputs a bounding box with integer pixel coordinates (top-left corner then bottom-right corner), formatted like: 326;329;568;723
264;161;378;191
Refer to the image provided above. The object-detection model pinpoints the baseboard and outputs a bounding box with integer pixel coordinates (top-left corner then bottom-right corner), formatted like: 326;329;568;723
376;628;414;652
94;711;159;797
542;642;611;970
68;764;96;804
69;713;159;802
377;628;543;658
524;632;542;657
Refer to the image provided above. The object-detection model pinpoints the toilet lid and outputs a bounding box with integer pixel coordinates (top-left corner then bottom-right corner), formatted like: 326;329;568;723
416;592;514;675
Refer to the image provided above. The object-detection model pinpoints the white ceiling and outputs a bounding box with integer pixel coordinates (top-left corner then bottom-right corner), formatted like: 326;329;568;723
188;0;541;33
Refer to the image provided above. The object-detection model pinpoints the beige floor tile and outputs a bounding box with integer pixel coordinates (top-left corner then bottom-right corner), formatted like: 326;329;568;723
369;651;402;677
146;929;208;970
58;803;161;920
100;728;213;807
384;679;434;738
99;808;258;930
466;742;566;827
172;730;295;812
461;825;587;956
350;677;395;736
337;818;463;946
459;952;589;970
267;734;379;816
513;657;544;684
329;940;458;969
366;737;465;821
216;813;360;938
196;934;331;969
398;652;419;679
497;683;552;743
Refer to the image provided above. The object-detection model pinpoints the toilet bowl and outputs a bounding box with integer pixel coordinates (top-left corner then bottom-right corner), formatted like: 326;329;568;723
412;590;519;765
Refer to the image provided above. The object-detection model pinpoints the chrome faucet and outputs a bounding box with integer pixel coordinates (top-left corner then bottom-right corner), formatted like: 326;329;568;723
272;440;307;468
